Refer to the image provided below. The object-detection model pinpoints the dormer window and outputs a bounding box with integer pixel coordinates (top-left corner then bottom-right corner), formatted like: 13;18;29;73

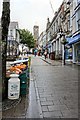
10;30;13;37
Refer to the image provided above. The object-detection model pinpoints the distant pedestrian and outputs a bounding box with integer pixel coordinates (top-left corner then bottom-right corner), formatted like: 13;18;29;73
44;50;47;59
27;51;29;57
34;49;37;56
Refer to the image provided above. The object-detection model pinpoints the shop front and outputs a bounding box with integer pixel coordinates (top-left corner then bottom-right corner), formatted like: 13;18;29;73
66;34;80;64
73;41;80;63
65;46;73;60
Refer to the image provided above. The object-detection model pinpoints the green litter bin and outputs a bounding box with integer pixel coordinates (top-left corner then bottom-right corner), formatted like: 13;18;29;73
19;71;28;95
24;68;30;87
23;68;30;87
20;88;27;95
19;72;26;82
20;81;26;88
20;82;29;95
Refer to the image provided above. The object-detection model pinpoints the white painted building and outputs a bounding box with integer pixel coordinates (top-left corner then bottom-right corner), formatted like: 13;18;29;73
38;31;46;55
42;31;46;49
7;22;20;56
38;32;43;51
8;22;20;43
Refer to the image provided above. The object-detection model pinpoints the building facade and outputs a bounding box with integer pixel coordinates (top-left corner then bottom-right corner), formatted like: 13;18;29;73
38;31;46;55
7;22;20;57
45;1;70;60
72;0;80;63
38;32;43;50
38;0;80;64
66;0;80;63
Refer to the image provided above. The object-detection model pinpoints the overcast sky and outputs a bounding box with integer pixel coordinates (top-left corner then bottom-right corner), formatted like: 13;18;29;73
0;0;63;34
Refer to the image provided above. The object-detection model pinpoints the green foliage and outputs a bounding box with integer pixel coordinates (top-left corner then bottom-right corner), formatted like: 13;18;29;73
19;29;35;49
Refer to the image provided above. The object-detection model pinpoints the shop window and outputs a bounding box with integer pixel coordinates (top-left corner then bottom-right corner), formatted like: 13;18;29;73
72;16;76;33
77;45;80;62
77;0;80;4
75;44;80;62
68;15;70;30
78;19;80;30
10;30;13;37
78;8;80;20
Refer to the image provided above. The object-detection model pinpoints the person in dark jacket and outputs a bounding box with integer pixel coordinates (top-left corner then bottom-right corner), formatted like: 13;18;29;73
44;50;48;59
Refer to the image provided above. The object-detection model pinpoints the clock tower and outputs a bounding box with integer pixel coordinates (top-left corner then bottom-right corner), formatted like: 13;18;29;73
33;25;39;47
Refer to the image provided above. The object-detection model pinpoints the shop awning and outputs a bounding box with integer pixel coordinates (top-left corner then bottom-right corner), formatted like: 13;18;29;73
66;34;80;45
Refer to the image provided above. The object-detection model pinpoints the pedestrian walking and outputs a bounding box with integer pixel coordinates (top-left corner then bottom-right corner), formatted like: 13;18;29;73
34;49;37;57
44;50;47;59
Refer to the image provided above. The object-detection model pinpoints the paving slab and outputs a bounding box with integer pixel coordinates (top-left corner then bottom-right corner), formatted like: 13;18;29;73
43;111;62;118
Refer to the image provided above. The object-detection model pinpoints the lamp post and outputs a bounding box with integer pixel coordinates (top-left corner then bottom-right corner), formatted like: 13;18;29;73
63;42;66;65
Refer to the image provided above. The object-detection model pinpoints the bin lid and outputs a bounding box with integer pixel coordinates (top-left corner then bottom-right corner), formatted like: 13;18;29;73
10;74;19;78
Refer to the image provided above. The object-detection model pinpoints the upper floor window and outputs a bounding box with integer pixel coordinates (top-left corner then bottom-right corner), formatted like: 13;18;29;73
77;19;80;30
77;8;80;29
68;15;70;30
77;0;80;4
56;20;58;32
16;30;17;38
78;8;80;19
10;30;13;37
58;16;61;26
72;16;76;33
53;23;55;33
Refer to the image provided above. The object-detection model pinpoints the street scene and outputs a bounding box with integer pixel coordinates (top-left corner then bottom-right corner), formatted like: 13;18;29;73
2;55;79;118
0;0;80;119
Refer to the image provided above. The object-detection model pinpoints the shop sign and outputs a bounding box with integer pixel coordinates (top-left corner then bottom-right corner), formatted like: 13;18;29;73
67;34;80;45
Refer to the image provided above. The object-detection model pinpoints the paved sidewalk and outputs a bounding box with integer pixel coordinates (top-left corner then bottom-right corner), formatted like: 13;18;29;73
31;56;78;118
26;67;42;118
41;56;62;66
2;97;21;111
41;56;80;69
2;95;29;118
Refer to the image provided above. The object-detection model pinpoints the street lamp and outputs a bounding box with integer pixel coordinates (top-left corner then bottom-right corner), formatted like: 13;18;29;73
60;33;68;65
